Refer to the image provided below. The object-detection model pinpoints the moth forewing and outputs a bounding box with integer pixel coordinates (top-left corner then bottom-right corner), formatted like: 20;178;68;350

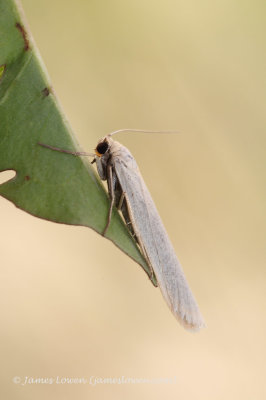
95;136;205;331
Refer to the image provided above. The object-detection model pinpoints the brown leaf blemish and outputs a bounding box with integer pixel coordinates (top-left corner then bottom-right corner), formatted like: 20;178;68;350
24;175;30;181
42;87;50;97
15;22;30;51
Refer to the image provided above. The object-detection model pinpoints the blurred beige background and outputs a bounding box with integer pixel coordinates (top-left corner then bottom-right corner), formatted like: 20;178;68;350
1;0;266;399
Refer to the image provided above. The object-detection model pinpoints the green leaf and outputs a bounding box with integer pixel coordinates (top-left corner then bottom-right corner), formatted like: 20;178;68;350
0;0;157;286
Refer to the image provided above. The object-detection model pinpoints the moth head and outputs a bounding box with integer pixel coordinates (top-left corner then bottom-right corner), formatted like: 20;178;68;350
95;137;111;157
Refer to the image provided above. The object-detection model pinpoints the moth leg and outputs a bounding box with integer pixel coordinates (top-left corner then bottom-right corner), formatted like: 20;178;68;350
102;164;115;236
141;247;156;283
123;192;156;284
38;142;92;157
117;192;125;211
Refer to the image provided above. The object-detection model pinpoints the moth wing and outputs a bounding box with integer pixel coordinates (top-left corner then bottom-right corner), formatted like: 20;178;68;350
113;146;205;331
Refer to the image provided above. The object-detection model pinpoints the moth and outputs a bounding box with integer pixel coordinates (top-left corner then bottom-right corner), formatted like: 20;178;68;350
39;129;205;331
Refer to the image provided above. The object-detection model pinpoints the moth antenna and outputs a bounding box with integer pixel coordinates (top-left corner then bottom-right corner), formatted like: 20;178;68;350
108;128;180;137
38;142;94;157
